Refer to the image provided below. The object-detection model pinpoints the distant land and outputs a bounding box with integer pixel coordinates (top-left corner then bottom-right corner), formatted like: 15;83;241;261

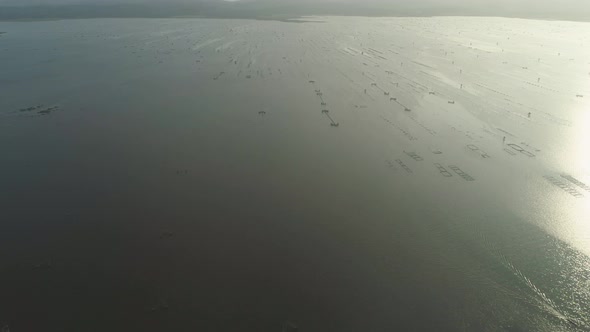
0;2;589;22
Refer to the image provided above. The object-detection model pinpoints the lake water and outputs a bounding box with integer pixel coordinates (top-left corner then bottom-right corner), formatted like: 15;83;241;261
0;16;589;331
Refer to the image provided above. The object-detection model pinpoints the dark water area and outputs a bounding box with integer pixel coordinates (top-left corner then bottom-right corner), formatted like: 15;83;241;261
0;17;589;331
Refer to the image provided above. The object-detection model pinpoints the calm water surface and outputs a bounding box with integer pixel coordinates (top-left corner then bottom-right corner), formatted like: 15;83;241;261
0;17;589;331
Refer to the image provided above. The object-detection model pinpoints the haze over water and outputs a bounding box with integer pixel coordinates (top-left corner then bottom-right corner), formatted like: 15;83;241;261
1;16;590;331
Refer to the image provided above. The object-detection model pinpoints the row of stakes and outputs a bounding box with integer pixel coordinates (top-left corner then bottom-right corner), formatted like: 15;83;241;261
308;75;470;126
367;82;415;112
310;80;340;127
377;75;460;107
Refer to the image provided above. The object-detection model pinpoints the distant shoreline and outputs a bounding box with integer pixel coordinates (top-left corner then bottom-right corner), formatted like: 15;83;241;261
1;15;590;24
0;4;589;24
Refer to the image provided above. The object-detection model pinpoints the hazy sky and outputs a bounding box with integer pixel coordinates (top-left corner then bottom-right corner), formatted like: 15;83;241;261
0;0;587;5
